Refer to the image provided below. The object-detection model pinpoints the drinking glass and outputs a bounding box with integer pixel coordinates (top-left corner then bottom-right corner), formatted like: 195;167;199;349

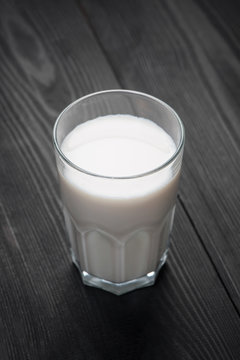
53;90;184;295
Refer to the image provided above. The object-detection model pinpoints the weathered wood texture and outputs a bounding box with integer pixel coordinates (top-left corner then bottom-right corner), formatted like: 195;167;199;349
0;0;240;359
80;0;240;311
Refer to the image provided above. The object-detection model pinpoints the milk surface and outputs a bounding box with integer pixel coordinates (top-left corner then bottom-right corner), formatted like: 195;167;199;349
60;115;179;283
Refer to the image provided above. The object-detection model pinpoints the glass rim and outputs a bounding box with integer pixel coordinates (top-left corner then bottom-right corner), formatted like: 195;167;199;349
53;89;185;180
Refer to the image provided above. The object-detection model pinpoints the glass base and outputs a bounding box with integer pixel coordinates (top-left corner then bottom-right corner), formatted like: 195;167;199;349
72;250;168;295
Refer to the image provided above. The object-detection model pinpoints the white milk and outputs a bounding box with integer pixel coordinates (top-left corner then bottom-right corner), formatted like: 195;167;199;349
60;115;179;283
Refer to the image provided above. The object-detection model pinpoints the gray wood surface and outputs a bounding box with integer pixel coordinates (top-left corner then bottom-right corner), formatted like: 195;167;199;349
0;0;240;358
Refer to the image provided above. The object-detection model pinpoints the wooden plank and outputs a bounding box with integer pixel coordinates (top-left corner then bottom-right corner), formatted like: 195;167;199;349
0;0;240;358
197;0;240;59
80;0;240;311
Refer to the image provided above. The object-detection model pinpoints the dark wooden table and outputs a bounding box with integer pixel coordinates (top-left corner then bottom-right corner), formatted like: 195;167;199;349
1;0;240;358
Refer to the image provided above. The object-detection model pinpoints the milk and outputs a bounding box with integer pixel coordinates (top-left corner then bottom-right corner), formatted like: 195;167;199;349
59;115;180;283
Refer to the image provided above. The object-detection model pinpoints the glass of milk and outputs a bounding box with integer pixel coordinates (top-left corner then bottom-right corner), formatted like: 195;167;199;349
53;90;184;295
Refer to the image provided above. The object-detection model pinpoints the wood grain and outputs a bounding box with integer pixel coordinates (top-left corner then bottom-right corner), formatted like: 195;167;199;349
0;0;240;358
80;0;240;312
197;0;240;58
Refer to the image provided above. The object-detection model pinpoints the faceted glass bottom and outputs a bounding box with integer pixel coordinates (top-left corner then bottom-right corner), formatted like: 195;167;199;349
72;249;168;295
